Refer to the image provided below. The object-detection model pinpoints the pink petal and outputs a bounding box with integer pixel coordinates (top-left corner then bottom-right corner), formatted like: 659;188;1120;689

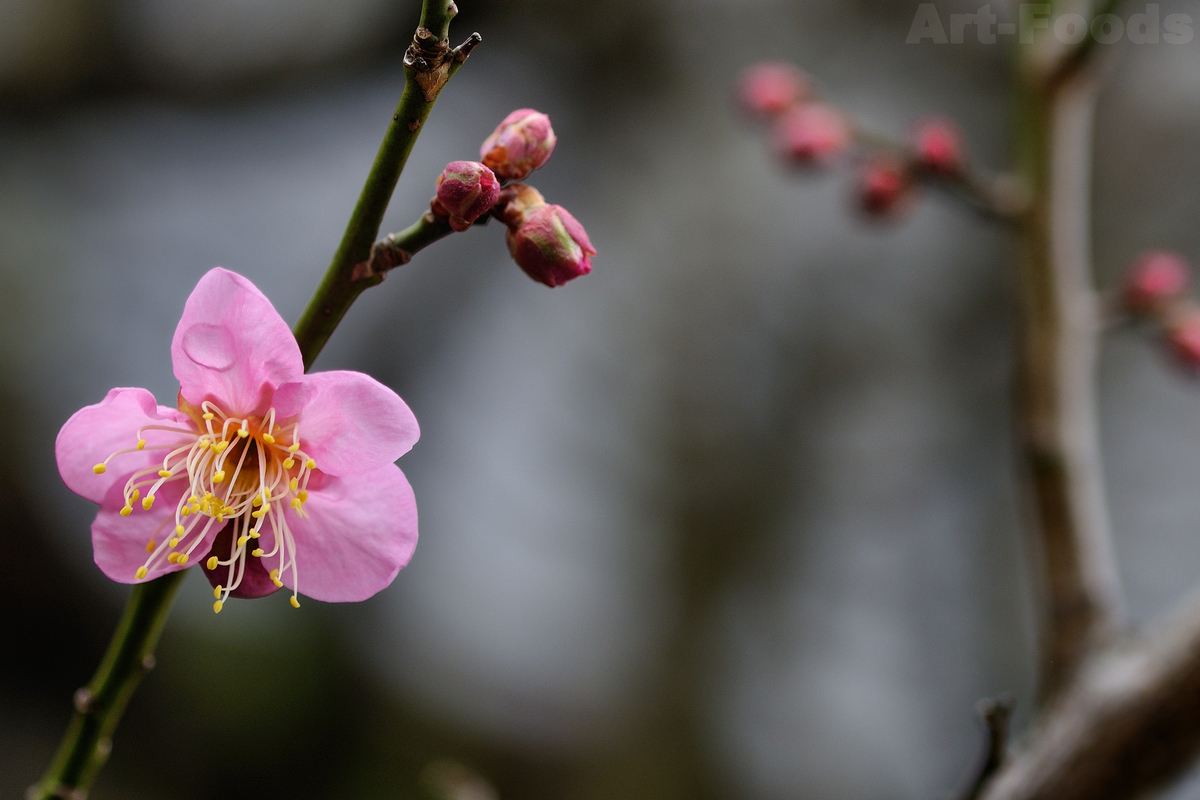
171;268;303;417
266;465;417;602
91;478;211;583
271;371;419;477
56;387;193;505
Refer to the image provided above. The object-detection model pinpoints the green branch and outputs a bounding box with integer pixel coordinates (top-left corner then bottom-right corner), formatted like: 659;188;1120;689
293;0;480;369
29;572;186;800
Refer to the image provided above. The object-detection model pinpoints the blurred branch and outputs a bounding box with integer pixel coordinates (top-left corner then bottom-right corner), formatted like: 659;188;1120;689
853;126;1028;224
28;573;185;800
959;698;1014;800
1012;61;1122;705
293;0;480;369
981;589;1200;800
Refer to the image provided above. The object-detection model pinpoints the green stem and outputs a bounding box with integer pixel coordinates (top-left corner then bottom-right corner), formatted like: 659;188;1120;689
35;4;479;796
293;0;478;369
30;572;186;800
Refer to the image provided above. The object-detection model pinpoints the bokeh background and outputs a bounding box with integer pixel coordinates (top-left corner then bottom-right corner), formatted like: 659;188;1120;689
5;0;1200;797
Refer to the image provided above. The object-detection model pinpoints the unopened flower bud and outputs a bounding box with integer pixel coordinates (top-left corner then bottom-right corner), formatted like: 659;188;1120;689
481;109;557;181
858;158;913;217
1123;250;1190;315
493;183;548;229
435;161;501;232
506;203;596;288
775;104;851;165
738;62;809;117
913;118;964;175
1168;311;1200;370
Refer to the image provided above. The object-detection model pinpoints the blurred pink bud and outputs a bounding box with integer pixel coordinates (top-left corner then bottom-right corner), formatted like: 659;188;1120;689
858;158;912;217
913;118;964;174
1168;312;1200;369
506;203;596;288
481;109;557;181
738;62;809;117
435;161;501;232
1123;250;1190;314
775;104;851;165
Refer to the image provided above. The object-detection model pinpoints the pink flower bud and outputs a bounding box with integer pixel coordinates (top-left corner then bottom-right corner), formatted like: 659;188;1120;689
481;109;557;181
1168;311;1200;369
858;158;913;217
738;62;809;117
435;161;501;232
1123;250;1190;314
493;183;548;230
913;118;964;175
506;203;596;288
775;103;851;165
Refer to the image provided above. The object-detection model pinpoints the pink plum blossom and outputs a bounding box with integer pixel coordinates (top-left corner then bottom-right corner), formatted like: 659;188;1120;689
56;268;419;612
480;109;557;181
913;118;964;175
434;160;501;232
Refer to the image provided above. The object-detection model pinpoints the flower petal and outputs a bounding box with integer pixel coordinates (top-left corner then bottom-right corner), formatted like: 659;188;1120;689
200;524;281;599
267;465;417;602
271;371;419;477
171;268;303;417
91;478;212;584
56;387;193;505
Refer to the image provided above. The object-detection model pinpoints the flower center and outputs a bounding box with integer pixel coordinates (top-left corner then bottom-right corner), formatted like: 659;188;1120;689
93;401;317;613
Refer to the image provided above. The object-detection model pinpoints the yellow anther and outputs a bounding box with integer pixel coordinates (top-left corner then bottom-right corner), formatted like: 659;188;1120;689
190;503;201;513
142;495;155;510
289;478;299;491
305;459;316;470
251;508;267;519
145;540;156;553
131;489;140;501
168;538;179;548
237;535;249;546
250;530;260;538
199;439;211;451
252;548;264;557
262;433;275;444
214;584;222;598
290;498;301;510
92;463;106;474
175;524;185;536
237;428;249;438
216;514;224;522
213;470;226;483
283;458;295;469
158;470;172;478
213;600;223;614
290;596;300;608
177;554;189;565
120;505;133;517
202;412;214;420
297;490;308;503
288;442;300;452
189;494;199;503
213;441;229;453
273;578;284;588
136;439;146;450
207;556;219;570
181;506;191;517
135;566;148;579
270;569;279;579
252;494;263;507
167;553;179;564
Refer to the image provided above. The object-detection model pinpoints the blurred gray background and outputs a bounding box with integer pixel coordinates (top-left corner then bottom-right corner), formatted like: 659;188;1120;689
4;0;1200;798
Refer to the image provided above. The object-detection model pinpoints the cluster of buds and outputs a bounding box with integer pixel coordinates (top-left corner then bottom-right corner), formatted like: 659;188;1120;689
739;61;970;220
428;109;594;287
1119;250;1200;369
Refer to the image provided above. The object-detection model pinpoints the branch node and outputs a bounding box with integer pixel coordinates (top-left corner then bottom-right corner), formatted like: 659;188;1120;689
72;688;95;714
453;32;483;63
